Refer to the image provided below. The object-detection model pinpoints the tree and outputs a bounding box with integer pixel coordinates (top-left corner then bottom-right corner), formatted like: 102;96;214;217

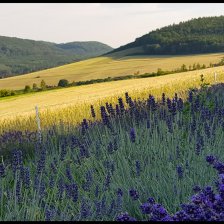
24;85;31;93
181;64;187;71
58;79;69;87
33;83;38;90
40;79;47;90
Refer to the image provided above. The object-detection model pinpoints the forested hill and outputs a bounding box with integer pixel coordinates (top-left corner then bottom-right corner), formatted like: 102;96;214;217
108;16;224;56
0;36;112;78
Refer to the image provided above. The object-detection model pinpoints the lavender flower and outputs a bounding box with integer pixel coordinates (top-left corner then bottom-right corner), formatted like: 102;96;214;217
177;165;183;179
118;97;125;114
162;93;166;105
116;212;137;221
129;128;136;143
135;160;141;177
80;198;91;219
90;105;96;118
193;185;201;193
206;155;216;165
23;167;31;189
129;189;139;200
0;164;5;177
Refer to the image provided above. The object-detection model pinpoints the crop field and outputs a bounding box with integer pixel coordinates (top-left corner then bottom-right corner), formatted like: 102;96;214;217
0;52;223;90
0;65;224;133
0;66;224;132
1;82;224;220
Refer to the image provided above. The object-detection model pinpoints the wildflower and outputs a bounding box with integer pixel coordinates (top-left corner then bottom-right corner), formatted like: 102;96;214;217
116;212;137;221
129;189;139;200
147;197;155;204
67;183;79;203
57;178;65;201
16;179;22;203
50;162;57;174
174;93;178;102
150;204;169;221
83;169;93;191
49;176;55;188
135;160;141;177
162;93;166;105
148;95;157;111
90;105;96;118
146;119;151;129
171;99;177;115
115;104;120;115
45;209;53;221
65;164;73;182
108;199;116;216
130;128;136;143
101;195;107;216
23;167;31;189
0;164;5;177
177;98;184;111
81;119;88;135
12;149;23;173
94;200;102;218
176;146;180;159
166;98;172;111
95;185;99;198
206;155;216;165
192;185;201;193
104;172;111;190
125;92;129;104
188;90;193;103
118;97;125;114
213;161;224;174
80;198;91;219
177;165;183;179
116;188;123;213
140;202;152;214
100;106;110;127
79;144;90;159
107;141;114;154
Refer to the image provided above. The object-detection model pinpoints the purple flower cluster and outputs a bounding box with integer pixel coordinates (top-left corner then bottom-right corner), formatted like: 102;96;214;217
116;155;224;221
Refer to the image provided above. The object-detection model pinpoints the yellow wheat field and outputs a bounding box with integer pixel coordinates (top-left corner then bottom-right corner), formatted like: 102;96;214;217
0;65;224;133
0;52;223;90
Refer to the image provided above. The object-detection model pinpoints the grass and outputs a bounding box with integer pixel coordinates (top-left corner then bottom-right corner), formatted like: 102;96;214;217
0;52;223;90
0;65;224;133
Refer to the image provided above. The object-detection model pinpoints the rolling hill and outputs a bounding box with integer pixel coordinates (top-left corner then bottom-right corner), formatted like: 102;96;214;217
107;16;224;57
0;36;113;78
0;52;223;90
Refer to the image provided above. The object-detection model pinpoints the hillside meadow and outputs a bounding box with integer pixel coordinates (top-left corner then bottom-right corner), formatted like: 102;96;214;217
0;52;223;90
0;65;224;133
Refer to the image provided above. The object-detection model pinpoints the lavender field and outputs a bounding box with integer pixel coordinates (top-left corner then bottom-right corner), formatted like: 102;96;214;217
0;82;224;221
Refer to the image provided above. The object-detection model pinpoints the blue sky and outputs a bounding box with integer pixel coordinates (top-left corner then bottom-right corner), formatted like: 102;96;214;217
0;3;223;48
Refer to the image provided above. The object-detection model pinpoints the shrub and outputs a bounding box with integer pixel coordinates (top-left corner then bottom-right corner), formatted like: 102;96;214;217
40;79;47;90
24;85;31;93
32;83;38;90
58;79;69;87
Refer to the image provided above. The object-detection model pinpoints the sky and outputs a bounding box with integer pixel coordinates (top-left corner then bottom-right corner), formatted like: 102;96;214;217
0;3;224;48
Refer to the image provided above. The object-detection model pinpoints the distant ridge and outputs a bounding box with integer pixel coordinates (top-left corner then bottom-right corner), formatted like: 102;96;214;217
0;36;113;78
107;16;224;56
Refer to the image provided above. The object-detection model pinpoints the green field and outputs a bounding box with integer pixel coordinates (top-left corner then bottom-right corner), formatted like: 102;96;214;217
0;52;223;90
